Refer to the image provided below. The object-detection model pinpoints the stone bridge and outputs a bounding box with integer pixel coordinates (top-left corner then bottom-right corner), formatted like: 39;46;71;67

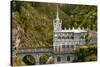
14;47;77;65
14;47;53;65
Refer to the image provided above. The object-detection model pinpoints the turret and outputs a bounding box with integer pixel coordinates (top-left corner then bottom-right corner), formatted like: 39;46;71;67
53;7;62;32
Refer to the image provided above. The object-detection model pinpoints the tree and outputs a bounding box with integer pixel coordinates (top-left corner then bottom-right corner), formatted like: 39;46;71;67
75;44;97;62
12;1;97;48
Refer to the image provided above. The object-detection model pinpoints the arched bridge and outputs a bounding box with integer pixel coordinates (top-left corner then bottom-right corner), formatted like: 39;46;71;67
14;47;53;65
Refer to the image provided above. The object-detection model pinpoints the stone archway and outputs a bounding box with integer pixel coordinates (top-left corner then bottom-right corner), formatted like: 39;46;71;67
39;54;50;64
16;49;53;65
22;55;36;65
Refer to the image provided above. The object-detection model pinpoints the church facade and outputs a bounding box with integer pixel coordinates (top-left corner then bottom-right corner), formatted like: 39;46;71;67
53;8;87;63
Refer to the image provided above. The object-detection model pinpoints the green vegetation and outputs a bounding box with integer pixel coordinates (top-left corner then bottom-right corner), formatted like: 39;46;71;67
85;32;93;43
75;44;97;62
22;55;36;65
39;54;50;64
12;1;97;48
12;56;22;66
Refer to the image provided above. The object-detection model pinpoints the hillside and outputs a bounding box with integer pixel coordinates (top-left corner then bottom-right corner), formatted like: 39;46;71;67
11;1;97;48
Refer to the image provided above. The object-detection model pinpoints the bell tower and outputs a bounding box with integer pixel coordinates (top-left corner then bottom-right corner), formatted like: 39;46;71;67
53;7;62;54
53;7;62;32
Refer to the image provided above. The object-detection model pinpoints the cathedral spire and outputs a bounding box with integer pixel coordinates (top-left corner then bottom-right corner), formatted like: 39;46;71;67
56;6;59;20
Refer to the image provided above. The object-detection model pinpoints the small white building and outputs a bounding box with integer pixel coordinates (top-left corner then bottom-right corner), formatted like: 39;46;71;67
53;8;87;63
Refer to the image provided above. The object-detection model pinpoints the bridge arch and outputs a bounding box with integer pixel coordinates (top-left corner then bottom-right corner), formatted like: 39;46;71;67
39;54;50;64
22;55;36;65
16;47;53;65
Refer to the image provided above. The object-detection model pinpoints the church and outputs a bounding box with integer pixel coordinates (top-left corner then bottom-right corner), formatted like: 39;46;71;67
53;8;88;63
12;7;97;65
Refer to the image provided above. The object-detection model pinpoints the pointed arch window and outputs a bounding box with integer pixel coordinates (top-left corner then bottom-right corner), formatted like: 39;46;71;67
62;36;65;39
58;36;61;39
67;56;70;61
66;36;69;39
71;45;74;48
57;56;61;62
67;45;69;48
62;45;65;48
71;36;74;39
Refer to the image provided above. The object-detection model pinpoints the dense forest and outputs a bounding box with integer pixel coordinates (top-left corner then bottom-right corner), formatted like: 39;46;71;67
11;1;97;48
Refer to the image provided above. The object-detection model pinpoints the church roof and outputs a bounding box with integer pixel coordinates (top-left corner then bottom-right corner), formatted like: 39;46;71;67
57;29;87;33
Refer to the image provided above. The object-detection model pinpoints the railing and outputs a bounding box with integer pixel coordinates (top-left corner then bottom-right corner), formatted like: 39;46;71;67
16;47;53;54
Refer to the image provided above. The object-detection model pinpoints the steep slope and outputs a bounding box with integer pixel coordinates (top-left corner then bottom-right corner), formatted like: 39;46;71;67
11;1;97;48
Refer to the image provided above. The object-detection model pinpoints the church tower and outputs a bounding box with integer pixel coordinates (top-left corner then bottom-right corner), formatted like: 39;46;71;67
53;7;62;54
53;7;62;32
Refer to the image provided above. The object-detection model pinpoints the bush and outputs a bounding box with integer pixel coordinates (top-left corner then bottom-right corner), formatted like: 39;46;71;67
12;56;22;66
75;44;97;62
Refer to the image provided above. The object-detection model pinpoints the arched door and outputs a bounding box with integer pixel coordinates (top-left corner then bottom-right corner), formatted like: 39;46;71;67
57;56;61;62
67;56;70;61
